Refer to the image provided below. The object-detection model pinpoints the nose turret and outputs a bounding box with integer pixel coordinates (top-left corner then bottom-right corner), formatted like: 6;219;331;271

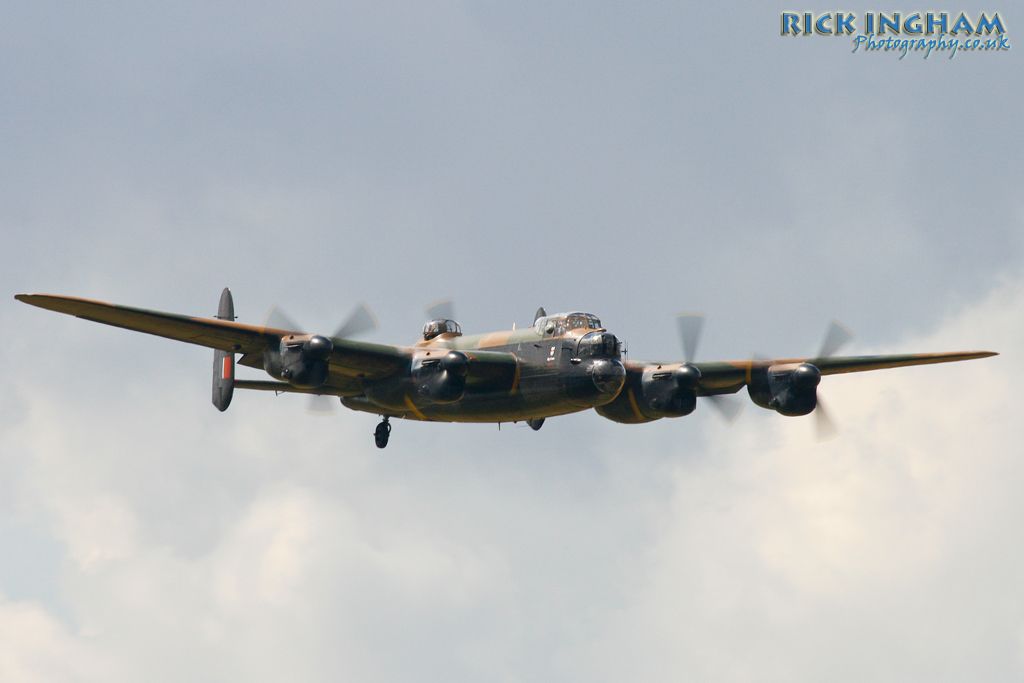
577;331;621;360
589;357;626;394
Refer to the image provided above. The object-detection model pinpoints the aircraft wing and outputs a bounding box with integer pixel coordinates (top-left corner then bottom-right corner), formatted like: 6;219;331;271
234;348;520;396
14;294;410;386
16;293;280;354
684;351;997;395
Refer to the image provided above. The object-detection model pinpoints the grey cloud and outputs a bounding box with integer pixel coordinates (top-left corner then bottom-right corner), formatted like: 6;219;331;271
1;2;1021;680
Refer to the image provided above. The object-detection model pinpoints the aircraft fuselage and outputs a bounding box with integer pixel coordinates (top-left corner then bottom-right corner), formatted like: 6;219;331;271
342;317;627;423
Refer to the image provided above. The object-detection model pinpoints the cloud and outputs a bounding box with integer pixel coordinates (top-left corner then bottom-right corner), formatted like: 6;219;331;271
0;598;112;683
2;268;1019;682
1;2;1021;680
565;273;1024;682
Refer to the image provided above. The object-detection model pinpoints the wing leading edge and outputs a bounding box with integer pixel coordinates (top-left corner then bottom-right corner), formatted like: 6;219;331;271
14;293;410;387
666;350;997;396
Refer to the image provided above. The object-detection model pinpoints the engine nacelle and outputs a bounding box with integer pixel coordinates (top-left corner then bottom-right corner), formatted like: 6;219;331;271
747;362;820;416
413;351;469;404
263;334;333;389
595;363;699;423
639;364;701;418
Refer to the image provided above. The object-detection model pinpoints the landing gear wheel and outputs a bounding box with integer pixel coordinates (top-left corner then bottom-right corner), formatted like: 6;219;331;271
374;417;391;449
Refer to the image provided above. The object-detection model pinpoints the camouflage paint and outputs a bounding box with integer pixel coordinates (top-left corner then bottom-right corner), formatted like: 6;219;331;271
15;294;997;427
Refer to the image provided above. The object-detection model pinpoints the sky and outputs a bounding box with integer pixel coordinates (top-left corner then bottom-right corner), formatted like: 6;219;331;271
1;2;1022;681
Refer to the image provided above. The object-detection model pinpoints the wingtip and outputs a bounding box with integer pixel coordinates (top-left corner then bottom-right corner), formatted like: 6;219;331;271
14;293;45;305
14;293;67;308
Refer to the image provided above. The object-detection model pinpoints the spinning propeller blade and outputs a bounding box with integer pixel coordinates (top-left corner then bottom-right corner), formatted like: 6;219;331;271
262;302;380;415
816;319;854;360
425;297;456;322
675;312;742;423
333;302;379;340
307;394;336;416
811;320;854;440
263;306;303;334
676;313;705;365
707;394;744;424
814;397;840;441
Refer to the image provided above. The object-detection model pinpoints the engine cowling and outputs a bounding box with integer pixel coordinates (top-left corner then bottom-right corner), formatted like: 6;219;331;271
747;362;820;416
413;350;469;403
595;363;700;423
263;334;334;389
639;364;701;418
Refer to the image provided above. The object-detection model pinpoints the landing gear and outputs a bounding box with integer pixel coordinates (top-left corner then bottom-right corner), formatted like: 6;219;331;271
374;416;391;449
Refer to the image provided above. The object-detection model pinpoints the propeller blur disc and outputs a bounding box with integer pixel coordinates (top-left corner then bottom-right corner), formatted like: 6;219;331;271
676;313;705;364
814;398;840;441
261;302;379;415
307;393;337;416
425;297;456;322
333;302;379;339
817;319;854;360
706;394;744;424
263;306;303;334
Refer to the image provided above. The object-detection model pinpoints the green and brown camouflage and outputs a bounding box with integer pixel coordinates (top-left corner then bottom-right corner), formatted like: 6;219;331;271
14;292;997;446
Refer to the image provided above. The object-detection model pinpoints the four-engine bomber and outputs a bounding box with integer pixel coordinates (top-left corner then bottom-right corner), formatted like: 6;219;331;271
15;290;996;448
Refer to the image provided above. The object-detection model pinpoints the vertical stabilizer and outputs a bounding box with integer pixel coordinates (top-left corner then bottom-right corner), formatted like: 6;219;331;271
212;288;235;411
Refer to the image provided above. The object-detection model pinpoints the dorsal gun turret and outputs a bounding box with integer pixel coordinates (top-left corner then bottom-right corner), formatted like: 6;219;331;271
422;318;462;341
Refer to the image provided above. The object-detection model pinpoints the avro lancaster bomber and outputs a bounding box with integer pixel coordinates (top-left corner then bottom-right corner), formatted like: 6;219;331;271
15;290;996;448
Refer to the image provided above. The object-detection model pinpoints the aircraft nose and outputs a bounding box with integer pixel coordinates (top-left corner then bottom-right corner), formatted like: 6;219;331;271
590;358;626;394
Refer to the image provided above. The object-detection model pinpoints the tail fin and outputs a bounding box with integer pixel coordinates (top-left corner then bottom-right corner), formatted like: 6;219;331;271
212;288;235;411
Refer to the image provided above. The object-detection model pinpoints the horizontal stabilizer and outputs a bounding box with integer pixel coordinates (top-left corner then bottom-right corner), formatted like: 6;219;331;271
235;380;350;396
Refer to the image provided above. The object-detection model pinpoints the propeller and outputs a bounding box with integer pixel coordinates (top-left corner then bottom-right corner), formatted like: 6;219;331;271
677;312;704;364
676;312;743;424
263;307;303;334
706;393;744;424
333;302;379;340
263;302;379;340
814;399;840;441
425;297;456;322
810;320;853;441
262;302;380;414
815;319;854;361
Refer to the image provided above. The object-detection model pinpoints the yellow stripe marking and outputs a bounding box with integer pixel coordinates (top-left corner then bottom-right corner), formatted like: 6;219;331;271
403;395;427;420
627;387;644;422
510;357;520;395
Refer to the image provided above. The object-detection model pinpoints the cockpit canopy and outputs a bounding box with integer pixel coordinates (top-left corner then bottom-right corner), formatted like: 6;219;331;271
422;318;462;341
535;312;602;338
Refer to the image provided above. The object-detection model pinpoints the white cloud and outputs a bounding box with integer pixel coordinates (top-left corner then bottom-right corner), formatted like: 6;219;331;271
2;271;1019;682
565;274;1024;682
0;598;113;683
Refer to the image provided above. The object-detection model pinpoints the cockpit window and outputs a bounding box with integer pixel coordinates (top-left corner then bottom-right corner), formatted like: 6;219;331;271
540;312;603;338
542;318;567;337
422;318;462;341
566;312;602;330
